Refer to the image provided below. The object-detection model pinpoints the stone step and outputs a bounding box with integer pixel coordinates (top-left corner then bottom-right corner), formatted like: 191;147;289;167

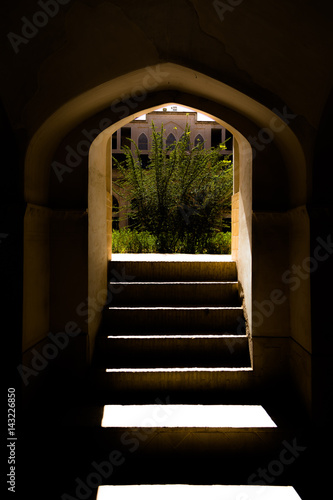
57;404;303;486
94;335;250;368
109;259;237;282
60;404;300;460
95;404;285;462
57;412;305;497
23;404;307;499
94;367;254;394
109;281;241;306
103;306;244;333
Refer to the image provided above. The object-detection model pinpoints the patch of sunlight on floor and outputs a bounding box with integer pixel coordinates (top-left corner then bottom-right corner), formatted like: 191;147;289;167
97;485;302;500
112;253;233;262
101;405;277;428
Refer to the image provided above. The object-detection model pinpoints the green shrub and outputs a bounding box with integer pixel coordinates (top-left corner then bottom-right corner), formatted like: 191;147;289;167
112;229;231;254
205;231;231;254
112;229;158;253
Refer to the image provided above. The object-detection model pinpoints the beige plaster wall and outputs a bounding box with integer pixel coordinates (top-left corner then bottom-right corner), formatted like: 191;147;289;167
234;135;253;336
88;134;110;355
252;212;291;338
231;193;239;261
251;206;312;409
49;210;88;334
23;206;89;358
287;206;312;353
106;192;113;259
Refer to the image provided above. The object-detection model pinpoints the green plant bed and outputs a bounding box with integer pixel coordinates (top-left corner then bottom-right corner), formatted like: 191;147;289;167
112;229;157;253
112;228;231;254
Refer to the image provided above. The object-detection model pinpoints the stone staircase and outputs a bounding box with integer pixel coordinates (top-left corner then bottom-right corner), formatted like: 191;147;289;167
93;256;253;398
34;256;308;500
84;256;307;498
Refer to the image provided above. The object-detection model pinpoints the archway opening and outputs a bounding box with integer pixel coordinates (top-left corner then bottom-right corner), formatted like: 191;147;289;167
24;64;309;406
110;104;235;257
89;94;253;361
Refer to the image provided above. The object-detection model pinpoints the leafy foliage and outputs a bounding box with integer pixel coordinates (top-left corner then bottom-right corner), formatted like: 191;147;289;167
113;122;233;253
112;229;231;254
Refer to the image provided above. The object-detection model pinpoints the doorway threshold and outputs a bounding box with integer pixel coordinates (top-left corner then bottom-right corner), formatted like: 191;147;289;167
112;253;233;262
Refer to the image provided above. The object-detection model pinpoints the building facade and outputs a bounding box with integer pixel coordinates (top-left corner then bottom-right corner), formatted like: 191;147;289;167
112;108;233;155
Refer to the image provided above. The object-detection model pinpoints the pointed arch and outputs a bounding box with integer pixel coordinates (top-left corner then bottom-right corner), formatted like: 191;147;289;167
138;133;148;151
24;63;308;388
195;134;204;147
25;63;306;206
166;133;176;150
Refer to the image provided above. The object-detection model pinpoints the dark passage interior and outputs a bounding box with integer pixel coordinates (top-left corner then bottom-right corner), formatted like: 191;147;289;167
2;1;333;499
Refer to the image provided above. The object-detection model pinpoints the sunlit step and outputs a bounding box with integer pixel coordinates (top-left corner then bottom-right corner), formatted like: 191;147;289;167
101;404;277;428
109;258;237;282
97;485;302;500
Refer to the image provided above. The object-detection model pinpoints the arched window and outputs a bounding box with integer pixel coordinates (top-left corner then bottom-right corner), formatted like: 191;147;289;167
166;133;176;150
138;133;148;151
195;134;204;147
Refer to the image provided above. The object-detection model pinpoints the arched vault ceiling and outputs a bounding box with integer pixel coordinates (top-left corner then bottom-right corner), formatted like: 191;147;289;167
1;0;332;133
25;64;306;207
